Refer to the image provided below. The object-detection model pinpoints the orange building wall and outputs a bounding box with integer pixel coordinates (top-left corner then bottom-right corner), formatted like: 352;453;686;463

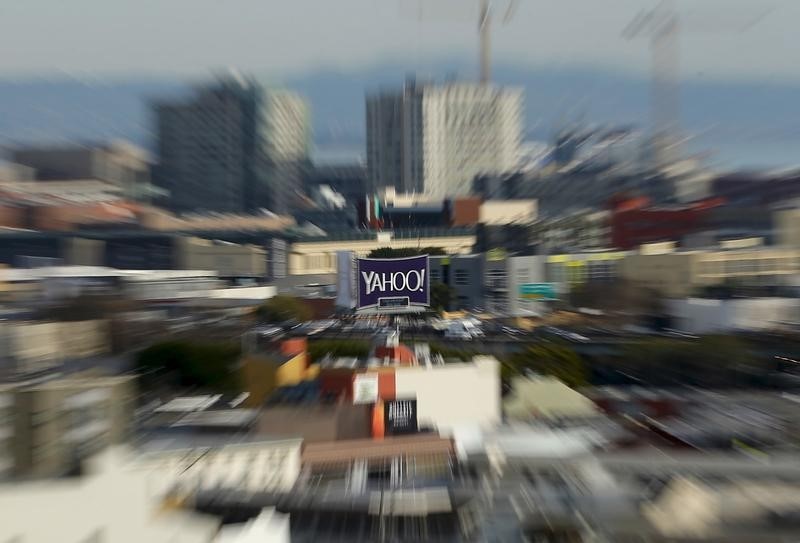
375;370;396;401
372;400;385;438
450;197;482;227
319;367;396;402
374;345;416;366
281;337;307;357
0;205;27;228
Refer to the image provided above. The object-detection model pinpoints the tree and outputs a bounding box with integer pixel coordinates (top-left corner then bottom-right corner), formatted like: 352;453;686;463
619;335;759;387
430;281;456;313
256;295;313;323
507;342;588;388
367;247;447;258
307;339;371;363
136;340;242;392
428;342;475;361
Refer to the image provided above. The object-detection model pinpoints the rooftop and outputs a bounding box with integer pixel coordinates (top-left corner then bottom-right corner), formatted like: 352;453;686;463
5;266;218;282
295;226;475;242
155;393;247;413
139;433;301;456
2;374;135;392
170;409;259;429
302;434;454;466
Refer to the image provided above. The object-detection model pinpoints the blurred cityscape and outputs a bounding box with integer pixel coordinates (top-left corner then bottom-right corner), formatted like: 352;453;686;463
3;1;800;542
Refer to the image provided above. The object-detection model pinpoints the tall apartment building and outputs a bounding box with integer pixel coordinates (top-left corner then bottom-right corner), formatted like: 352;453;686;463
260;90;311;213
154;76;309;215
0;375;136;478
0;320;111;378
366;79;522;198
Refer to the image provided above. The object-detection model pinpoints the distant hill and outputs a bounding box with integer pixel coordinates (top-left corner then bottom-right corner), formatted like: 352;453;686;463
290;62;800;146
0;79;187;151
1;62;799;154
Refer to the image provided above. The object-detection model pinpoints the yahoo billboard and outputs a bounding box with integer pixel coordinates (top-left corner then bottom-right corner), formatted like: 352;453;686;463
356;255;430;310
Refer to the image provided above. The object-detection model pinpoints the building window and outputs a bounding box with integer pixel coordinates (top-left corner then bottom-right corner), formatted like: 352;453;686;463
454;270;469;286
546;263;566;283
486;269;507;290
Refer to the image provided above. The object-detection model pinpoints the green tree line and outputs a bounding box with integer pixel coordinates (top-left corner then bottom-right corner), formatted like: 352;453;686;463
367;247;447;258
256;295;313;323
136;340;242;392
307;339;371;363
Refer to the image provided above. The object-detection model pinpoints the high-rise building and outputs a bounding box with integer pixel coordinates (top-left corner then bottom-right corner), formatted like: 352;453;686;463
154;76;309;214
10;141;154;201
260;90;312;213
366;79;522;198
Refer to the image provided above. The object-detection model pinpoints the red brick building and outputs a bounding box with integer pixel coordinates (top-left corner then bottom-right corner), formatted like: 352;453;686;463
610;196;723;250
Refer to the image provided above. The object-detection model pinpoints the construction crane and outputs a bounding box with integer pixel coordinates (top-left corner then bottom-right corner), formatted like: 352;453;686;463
622;0;681;168
479;0;519;83
404;0;518;84
623;0;773;169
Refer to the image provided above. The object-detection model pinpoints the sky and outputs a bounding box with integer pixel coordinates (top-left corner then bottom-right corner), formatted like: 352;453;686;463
0;0;797;81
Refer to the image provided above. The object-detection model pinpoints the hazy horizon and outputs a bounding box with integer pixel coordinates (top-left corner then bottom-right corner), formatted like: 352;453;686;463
1;0;797;82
